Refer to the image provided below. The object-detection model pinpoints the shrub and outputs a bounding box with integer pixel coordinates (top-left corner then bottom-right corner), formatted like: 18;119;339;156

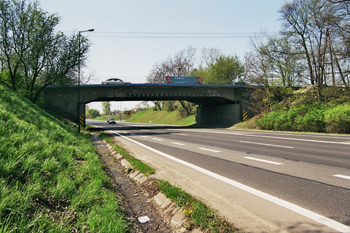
295;107;326;132
256;112;277;130
257;103;328;132
324;104;350;134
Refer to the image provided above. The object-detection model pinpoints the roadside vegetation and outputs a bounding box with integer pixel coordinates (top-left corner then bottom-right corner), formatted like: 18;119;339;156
233;86;350;134
94;114;125;122
100;133;155;175
156;180;239;232
94;110;196;126
126;110;196;126
0;84;130;232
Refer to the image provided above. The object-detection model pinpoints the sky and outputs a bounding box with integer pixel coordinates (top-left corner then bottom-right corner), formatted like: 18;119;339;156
39;0;287;112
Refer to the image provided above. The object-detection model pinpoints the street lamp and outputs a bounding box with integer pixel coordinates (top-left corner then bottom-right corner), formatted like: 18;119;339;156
78;28;94;133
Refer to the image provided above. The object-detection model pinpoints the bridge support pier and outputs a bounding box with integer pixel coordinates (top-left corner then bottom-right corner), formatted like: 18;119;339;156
196;103;243;127
77;102;86;129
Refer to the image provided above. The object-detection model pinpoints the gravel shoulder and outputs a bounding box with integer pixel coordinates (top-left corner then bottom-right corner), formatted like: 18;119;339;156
91;133;174;232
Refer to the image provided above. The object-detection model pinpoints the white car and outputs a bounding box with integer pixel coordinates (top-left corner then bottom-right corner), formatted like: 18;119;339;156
102;78;131;85
106;118;116;124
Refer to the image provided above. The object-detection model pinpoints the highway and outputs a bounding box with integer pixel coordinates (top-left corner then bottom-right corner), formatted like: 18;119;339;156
88;120;350;232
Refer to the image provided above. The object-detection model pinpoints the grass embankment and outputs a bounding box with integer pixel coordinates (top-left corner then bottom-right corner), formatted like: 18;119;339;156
235;87;350;133
126;110;196;126
0;84;129;232
94;115;124;122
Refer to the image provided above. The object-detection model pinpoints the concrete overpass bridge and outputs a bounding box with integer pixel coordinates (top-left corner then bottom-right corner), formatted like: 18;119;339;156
43;83;251;127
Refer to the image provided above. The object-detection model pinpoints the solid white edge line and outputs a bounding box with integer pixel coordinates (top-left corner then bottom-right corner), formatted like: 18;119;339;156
244;157;283;165
112;130;350;233
333;174;350;180
240;140;294;149
198;147;221;153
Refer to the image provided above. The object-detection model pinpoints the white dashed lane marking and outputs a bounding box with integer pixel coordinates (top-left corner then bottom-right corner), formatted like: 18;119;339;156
171;142;186;146
333;174;350;180
240;140;294;149
244;157;283;165
152;138;163;141
198;148;221;153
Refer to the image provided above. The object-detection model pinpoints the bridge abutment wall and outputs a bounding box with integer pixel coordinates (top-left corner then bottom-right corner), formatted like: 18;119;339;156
196;103;243;127
43;87;85;127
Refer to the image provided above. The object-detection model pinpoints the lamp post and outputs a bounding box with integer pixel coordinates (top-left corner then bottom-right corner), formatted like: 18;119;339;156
78;28;94;133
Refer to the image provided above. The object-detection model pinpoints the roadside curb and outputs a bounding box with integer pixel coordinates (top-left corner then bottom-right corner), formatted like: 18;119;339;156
104;139;203;233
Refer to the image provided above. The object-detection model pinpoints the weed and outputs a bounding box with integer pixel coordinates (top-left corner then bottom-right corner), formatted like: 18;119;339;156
156;180;239;232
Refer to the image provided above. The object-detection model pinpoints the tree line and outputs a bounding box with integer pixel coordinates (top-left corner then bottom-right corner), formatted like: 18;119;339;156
0;0;91;103
147;0;350;116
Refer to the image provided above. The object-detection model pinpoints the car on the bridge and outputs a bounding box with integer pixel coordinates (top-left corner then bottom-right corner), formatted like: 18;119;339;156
102;78;131;85
107;118;116;124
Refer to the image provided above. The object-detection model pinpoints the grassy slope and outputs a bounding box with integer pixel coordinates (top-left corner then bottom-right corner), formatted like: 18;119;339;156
125;110;196;126
0;84;128;232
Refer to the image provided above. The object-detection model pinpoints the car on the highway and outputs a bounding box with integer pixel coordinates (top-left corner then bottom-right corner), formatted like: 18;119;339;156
107;118;116;124
101;78;131;85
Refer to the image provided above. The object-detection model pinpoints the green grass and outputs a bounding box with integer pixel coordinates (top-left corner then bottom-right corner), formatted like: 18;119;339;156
100;133;155;175
125;110;196;126
0;84;130;232
156;180;238;232
94;114;125;121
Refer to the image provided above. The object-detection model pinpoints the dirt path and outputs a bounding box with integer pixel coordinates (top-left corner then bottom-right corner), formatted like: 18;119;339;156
91;133;174;232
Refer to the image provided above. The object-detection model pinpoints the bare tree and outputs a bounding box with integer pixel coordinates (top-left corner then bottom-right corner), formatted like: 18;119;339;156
147;46;197;115
201;47;222;67
279;0;348;89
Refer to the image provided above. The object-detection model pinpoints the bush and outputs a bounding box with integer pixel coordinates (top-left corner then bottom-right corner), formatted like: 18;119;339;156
256;112;277;130
324;104;350;134
256;103;328;132
295;107;326;132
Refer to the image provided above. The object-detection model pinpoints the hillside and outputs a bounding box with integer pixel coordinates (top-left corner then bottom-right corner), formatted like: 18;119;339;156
125;110;196;126
0;84;129;232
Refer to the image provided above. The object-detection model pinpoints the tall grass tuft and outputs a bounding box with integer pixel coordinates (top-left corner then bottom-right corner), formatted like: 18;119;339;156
156;180;238;232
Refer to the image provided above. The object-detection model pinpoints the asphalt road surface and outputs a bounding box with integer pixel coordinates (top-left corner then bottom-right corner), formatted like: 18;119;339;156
88;120;350;233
